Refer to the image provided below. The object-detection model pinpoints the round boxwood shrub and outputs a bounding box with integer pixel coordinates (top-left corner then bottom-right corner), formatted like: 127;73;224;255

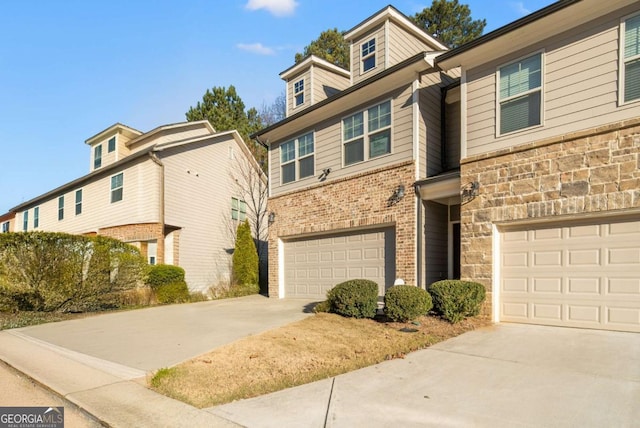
384;285;433;322
427;280;486;323
146;264;185;288
326;279;378;319
155;281;190;304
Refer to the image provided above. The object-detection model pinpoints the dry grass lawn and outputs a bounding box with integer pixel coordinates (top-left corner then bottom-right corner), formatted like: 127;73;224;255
149;312;490;408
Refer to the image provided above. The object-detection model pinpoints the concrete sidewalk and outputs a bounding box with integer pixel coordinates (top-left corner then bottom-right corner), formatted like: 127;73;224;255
1;298;638;427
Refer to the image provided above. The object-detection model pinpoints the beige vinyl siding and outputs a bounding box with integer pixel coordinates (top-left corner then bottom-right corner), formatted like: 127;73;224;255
352;25;386;85
388;21;433;66
18;157;161;235
270;84;415;196
163;135;243;291
419;71;445;176
465;5;640;157
127;123;212;153
445;100;461;171
287;70;310;114
312;67;350;104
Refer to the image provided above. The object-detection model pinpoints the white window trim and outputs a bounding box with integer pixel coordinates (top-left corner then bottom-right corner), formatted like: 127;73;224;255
294;78;304;107
341;99;393;167
495;50;545;137
1;221;9;233
58;195;64;221
107;136;116;153
33;206;39;229
75;189;83;216
110;172;124;204
361;37;377;74
231;197;247;222
94;144;102;169
619;11;640;106
280;132;315;185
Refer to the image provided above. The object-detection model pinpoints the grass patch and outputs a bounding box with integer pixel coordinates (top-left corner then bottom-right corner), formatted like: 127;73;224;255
149;312;490;408
0;311;92;330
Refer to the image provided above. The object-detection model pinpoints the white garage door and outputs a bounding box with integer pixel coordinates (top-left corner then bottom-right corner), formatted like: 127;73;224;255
500;217;640;332
284;228;394;299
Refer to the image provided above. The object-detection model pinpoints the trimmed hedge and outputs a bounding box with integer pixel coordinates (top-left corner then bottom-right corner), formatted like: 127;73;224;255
155;281;190;304
326;279;378;319
0;232;145;312
427;280;486;323
384;285;433;322
146;265;185;288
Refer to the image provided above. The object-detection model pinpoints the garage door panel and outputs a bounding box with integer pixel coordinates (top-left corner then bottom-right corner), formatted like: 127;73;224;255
285;228;394;299
501;217;640;332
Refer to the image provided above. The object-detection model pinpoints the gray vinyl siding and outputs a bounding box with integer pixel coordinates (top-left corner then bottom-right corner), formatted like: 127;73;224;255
424;201;448;286
270;84;415;196
163;135;245;291
445;100;461;170
352;25;386;85
420;71;445;177
17;157;161;235
388;21;433;66
465;5;640;157
287;70;310;115
312;67;350;104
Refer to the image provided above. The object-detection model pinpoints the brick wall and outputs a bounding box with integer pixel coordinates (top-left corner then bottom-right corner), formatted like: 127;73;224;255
267;161;417;298
99;222;165;263
460;118;640;292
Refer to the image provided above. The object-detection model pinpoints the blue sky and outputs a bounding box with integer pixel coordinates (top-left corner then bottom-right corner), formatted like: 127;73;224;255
0;0;555;213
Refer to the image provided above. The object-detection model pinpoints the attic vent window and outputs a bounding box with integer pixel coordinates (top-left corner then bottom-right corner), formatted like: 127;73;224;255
362;38;376;73
294;79;304;106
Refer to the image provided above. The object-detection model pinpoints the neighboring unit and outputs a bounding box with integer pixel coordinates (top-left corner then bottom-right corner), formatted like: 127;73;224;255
256;0;640;333
10;121;266;292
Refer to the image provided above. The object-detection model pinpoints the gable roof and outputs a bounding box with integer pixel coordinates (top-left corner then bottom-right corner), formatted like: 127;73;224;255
85;123;143;146
280;55;350;80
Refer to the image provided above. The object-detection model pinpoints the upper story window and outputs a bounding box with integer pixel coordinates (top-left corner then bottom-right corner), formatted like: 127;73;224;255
75;189;83;215
343;100;391;166
1;221;9;233
111;173;123;203
108;136;116;153
231;197;247;221
294;79;304;107
33;207;39;228
22;211;28;231
362;38;376;73
622;13;640;103
498;53;542;135
58;196;64;221
281;132;314;184
94;144;102;169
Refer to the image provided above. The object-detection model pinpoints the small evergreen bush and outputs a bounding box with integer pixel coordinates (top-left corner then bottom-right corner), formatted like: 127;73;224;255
384;285;433;322
427;280;486;323
146;265;185;288
232;220;259;287
155;281;190;304
225;282;260;298
313;300;331;313
326;279;378;319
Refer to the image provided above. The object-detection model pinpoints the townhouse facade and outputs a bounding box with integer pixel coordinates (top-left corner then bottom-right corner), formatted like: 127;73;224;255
256;0;640;333
10;120;265;292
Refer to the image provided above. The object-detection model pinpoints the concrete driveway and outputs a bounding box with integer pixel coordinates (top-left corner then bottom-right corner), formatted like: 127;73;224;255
210;323;640;428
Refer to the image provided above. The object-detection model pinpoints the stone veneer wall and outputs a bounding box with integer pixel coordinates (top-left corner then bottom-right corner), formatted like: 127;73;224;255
460;118;640;294
267;161;417;298
99;222;165;263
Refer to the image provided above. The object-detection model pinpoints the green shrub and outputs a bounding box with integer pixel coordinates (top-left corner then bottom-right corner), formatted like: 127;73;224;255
145;265;185;288
326;279;378;319
232;220;259;287
224;282;260;298
0;232;145;312
384;285;433;322
155;281;190;304
427;280;486;323
313;300;331;313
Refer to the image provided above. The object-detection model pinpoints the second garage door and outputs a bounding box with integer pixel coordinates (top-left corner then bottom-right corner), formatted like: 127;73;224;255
284;228;395;299
500;216;640;332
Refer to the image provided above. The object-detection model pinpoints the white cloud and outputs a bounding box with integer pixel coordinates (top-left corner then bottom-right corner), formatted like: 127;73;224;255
237;43;276;55
245;0;298;17
510;2;531;16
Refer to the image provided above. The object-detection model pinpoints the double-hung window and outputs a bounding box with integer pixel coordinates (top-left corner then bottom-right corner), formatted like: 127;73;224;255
1;222;8;233
111;173;123;203
75;189;83;215
498;53;542;135
294;79;304;107
343;100;391;166
94;145;102;169
108;136;116;153
23;211;28;231
362;38;376;72
33;207;39;228
280;132;314;184
622;13;640;103
231;197;247;221
58;196;64;220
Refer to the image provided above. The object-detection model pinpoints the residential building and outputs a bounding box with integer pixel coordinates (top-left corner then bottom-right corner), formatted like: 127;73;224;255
0;212;15;233
256;0;640;333
10;121;266;292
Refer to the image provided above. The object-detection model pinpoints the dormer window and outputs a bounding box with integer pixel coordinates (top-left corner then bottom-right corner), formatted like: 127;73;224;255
94;144;102;169
362;38;376;73
108;136;116;153
294;79;304;106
